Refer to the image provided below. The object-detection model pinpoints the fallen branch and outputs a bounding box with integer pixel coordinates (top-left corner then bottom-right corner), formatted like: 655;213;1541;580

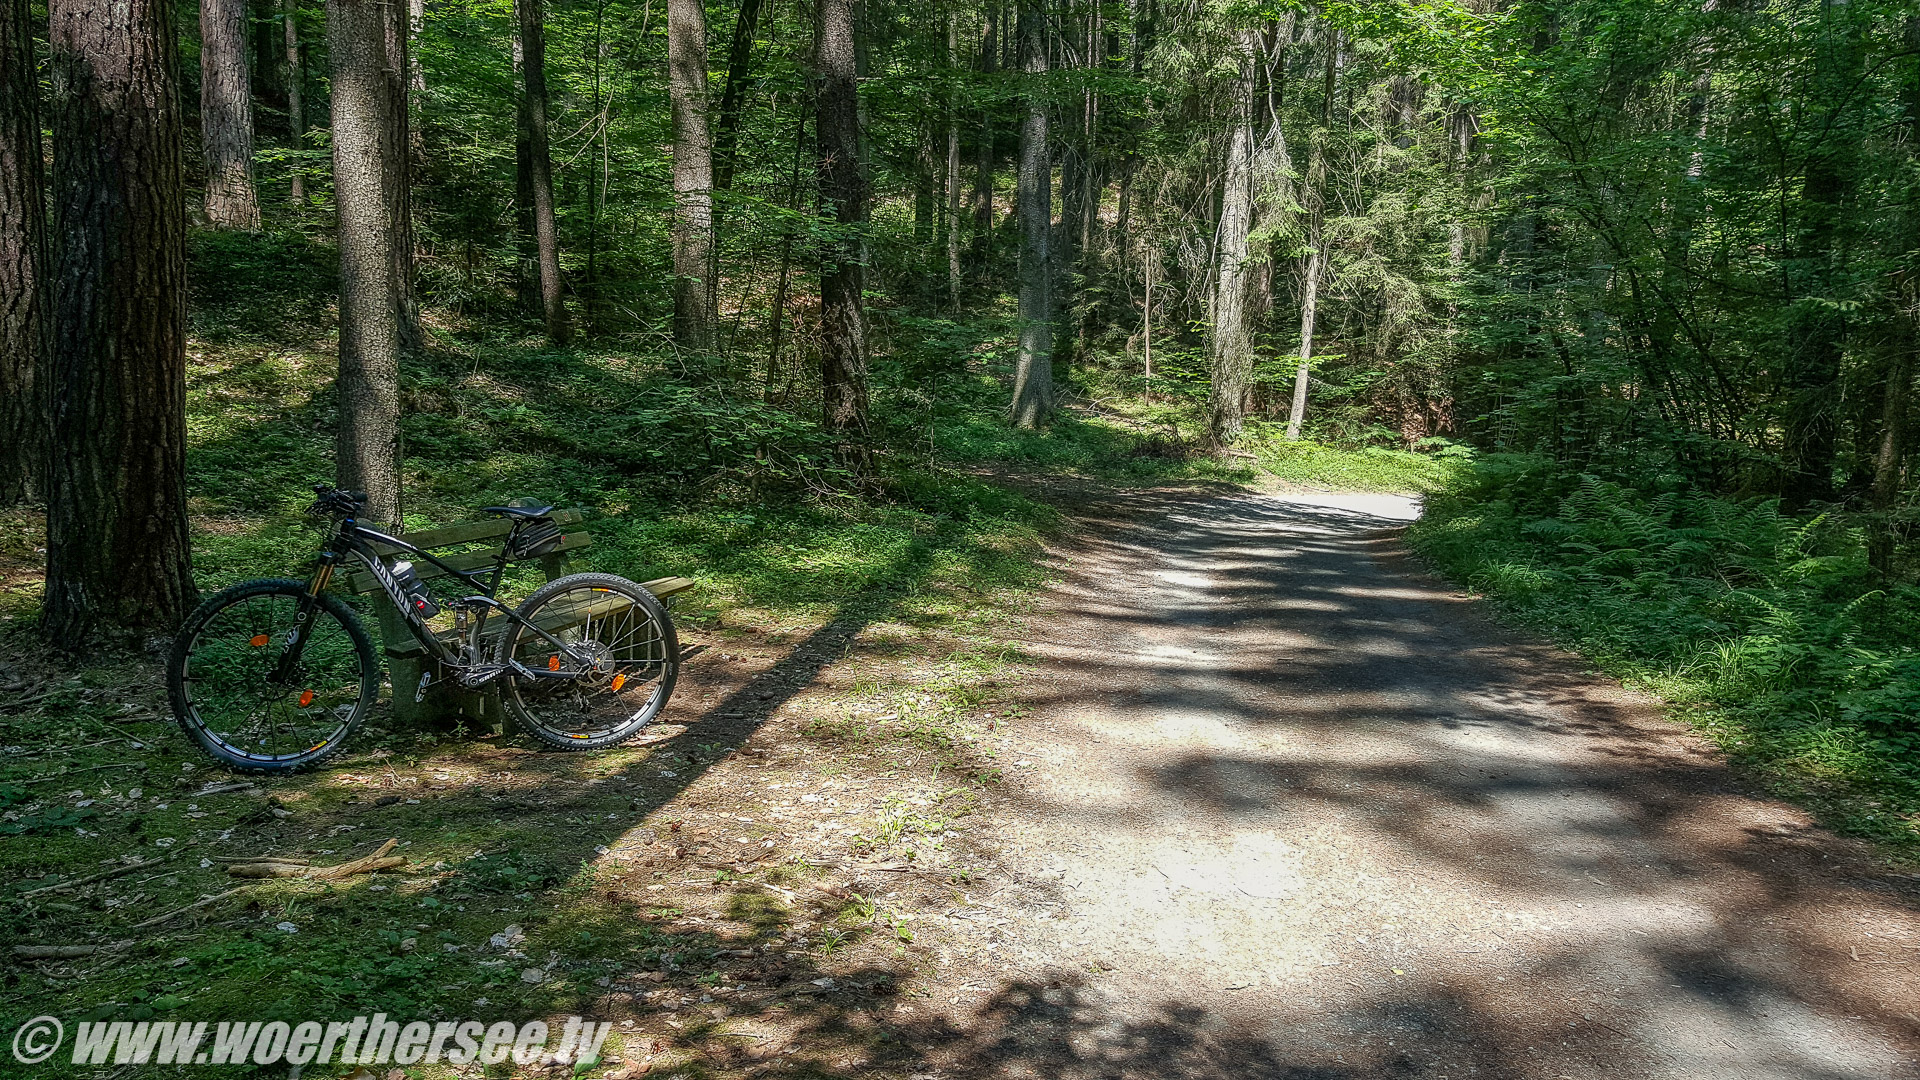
128;887;251;931
195;783;259;797
211;855;309;866
12;945;99;960
21;857;162;899
226;840;402;881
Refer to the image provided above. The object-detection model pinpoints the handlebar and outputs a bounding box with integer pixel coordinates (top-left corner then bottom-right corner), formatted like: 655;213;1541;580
309;485;369;518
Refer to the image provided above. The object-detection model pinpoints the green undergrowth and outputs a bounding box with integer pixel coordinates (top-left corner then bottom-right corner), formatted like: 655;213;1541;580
1410;453;1920;862
1245;425;1467;493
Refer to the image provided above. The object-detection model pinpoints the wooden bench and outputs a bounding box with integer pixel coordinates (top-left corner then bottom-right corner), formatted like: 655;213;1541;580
337;509;694;733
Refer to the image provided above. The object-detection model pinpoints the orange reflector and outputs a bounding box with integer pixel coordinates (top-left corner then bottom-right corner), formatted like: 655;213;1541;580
610;674;627;692
249;634;270;647
547;656;560;671
298;690;315;707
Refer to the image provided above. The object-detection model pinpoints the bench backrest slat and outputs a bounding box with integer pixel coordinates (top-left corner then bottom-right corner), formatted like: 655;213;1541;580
341;507;593;596
361;508;584;556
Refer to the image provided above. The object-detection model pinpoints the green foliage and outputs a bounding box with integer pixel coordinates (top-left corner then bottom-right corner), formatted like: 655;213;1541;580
1245;426;1466;492
1413;458;1920;851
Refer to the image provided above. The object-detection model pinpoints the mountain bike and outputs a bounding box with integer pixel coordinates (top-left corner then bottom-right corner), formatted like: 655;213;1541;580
167;486;679;773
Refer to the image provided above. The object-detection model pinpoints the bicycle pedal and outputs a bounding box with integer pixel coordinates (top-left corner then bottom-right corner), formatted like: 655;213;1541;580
415;671;433;703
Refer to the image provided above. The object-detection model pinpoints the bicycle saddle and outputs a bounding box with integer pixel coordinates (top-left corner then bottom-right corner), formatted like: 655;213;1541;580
481;502;555;519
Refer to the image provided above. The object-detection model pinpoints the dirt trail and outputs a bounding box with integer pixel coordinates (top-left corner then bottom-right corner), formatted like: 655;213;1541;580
932;487;1920;1080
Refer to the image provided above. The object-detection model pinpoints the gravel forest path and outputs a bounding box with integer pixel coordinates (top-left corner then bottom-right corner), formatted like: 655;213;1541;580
930;487;1920;1080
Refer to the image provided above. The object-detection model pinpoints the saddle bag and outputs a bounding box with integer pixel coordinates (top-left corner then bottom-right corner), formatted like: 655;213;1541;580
507;516;564;559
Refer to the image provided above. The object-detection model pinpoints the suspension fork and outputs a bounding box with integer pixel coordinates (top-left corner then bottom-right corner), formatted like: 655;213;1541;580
269;551;339;685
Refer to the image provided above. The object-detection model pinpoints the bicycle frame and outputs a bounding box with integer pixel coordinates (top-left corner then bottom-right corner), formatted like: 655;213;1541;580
283;513;585;681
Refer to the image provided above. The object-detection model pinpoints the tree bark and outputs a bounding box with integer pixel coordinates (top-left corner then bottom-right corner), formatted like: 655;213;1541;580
330;0;409;527
285;0;307;203
972;8;996;237
946;11;962;308
1008;0;1052;429
1284;29;1336;443
200;0;262;228
670;0;714;353
815;0;871;460
712;0;763;193
0;0;49;504
1868;302;1913;576
43;0;196;644
517;0;570;344
1208;26;1259;445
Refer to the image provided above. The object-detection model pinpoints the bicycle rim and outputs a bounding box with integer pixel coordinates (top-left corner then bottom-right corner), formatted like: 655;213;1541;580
177;590;370;767
505;580;675;743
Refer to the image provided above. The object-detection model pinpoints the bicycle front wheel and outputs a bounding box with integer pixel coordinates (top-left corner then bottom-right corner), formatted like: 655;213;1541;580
167;578;378;773
500;572;679;750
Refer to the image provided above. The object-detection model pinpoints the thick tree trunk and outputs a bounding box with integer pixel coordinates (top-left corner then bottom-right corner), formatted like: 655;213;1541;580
712;0;763;193
1208;27;1260;445
516;0;569;344
285;0;307;203
1;0;49;505
330;0;409;527
200;0;262;228
815;0;870;460
669;0;715;354
43;0;196;644
1009;0;1052;429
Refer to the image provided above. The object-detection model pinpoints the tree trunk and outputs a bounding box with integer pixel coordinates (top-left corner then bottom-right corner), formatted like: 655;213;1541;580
200;0;262;228
1284;28;1335;443
815;0;871;459
712;0;764;193
517;0;570;344
972;9;996;237
285;0;307;203
1207;26;1259;445
946;12;963;308
513;28;535;315
1284;241;1322;441
385;0;419;352
43;0;196;644
669;0;714;355
1868;304;1913;576
0;0;48;505
1008;0;1052;429
408;0;426;92
330;0;409;527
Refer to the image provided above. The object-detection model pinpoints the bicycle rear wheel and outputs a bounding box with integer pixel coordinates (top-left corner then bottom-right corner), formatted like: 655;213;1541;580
500;572;679;750
167;578;377;773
